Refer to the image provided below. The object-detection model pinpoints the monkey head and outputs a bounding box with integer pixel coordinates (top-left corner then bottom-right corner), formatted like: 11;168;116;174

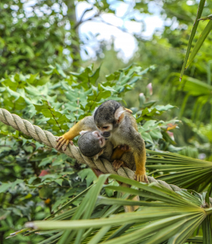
93;100;125;138
78;130;106;160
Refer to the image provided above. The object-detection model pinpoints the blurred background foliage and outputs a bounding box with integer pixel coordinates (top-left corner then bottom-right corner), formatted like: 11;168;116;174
0;0;212;243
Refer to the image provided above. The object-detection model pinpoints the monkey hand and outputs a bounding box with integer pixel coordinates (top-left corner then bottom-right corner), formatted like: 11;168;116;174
112;160;126;171
56;133;74;151
134;171;148;183
117;145;130;152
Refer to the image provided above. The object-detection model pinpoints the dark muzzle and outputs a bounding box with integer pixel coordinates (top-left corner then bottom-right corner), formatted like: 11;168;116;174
102;131;110;138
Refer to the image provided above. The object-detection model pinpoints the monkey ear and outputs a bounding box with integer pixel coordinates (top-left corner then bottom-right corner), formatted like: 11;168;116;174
125;108;133;114
79;130;88;135
114;107;125;123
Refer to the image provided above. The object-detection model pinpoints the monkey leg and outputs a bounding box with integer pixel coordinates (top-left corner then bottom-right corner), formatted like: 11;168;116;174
111;145;130;161
120;183;139;212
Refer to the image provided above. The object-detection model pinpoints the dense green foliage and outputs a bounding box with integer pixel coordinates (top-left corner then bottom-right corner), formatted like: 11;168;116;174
1;0;212;243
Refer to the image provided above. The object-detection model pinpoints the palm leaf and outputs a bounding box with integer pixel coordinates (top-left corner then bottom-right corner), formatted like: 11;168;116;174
58;174;109;244
25;174;212;244
147;150;212;192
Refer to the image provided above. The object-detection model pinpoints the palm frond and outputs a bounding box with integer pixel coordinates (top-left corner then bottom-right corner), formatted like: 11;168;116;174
25;174;212;244
147;150;212;192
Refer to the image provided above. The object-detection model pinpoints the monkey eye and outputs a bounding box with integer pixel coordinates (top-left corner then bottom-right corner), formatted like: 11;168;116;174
102;126;109;130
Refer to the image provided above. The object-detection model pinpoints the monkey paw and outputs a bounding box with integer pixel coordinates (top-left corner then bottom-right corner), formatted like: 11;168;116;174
117;145;130;152
56;135;73;151
112;160;125;171
134;172;148;183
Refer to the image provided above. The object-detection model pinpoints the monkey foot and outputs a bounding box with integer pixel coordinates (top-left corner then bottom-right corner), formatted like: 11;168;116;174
117;145;130;152
112;160;126;171
56;136;73;151
134;173;148;183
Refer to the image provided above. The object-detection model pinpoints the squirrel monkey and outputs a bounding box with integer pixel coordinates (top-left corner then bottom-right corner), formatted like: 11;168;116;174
93;100;147;183
78;130;113;182
78;130;112;160
78;130;128;170
56;101;147;182
56;107;132;151
78;130;129;185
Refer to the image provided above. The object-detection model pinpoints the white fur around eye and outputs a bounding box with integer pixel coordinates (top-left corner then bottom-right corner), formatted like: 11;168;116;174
107;124;113;130
114;107;124;120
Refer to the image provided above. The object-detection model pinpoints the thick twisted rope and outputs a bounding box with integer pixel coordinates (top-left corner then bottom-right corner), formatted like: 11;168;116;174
0;108;191;192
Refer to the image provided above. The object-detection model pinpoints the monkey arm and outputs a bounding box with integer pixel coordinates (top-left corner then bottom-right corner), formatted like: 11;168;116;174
56;116;96;151
111;145;130;160
111;148;124;161
110;145;130;171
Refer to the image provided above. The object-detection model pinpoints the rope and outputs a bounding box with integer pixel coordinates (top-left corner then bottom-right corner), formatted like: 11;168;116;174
0;108;199;193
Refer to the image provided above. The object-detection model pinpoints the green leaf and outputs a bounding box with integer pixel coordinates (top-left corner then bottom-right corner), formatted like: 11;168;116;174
39;156;54;167
0;183;11;193
78;168;97;187
55;179;63;186
180;0;206;79
186;20;212;69
149;128;163;140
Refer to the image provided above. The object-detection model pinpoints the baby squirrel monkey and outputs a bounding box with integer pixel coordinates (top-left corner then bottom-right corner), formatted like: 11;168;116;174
56;100;147;183
78;130;112;159
78;130;128;170
78;130;112;181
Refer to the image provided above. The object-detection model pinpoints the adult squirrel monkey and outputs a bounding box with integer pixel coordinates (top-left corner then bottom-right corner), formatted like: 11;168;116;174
93;100;147;183
56;100;147;183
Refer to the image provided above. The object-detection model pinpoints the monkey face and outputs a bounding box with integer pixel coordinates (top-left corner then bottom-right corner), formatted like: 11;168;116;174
94;100;126;139
96;124;113;138
92;131;106;147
